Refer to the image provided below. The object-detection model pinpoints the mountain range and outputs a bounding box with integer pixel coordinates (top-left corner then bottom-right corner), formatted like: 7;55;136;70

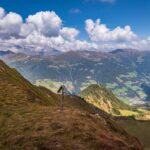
1;49;150;105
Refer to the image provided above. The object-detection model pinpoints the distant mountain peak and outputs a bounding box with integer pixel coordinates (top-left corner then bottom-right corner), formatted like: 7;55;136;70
110;49;139;54
0;50;14;56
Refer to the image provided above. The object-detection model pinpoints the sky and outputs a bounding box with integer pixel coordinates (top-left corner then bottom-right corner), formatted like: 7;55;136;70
0;0;150;53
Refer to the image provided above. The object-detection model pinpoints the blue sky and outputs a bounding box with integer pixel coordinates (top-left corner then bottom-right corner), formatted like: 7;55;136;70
0;0;150;53
0;0;149;37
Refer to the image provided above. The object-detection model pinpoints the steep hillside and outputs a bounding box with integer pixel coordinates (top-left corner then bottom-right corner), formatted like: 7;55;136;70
0;60;56;108
2;49;150;105
80;84;134;116
0;60;143;150
116;119;150;150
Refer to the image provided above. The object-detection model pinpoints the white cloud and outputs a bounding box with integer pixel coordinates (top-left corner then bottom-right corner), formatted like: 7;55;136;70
0;7;150;53
69;8;81;14
0;11;23;39
60;27;79;41
20;23;35;37
85;19;137;42
147;36;150;41
0;7;5;19
130;38;150;51
26;11;62;37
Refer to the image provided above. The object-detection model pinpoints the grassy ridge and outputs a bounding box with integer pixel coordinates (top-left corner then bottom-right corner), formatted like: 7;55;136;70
0;60;143;150
80;84;132;116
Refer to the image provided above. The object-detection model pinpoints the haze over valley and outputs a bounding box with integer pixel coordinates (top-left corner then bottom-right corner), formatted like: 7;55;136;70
1;49;150;106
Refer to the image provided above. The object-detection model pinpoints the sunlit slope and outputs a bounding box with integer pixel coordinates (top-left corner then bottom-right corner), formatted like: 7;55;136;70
80;84;134;115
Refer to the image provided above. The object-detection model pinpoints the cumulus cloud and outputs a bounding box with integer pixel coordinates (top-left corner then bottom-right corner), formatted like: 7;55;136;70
0;7;149;53
0;34;98;53
60;27;79;41
26;11;62;37
0;7;5;18
0;9;23;39
20;23;35;37
85;19;137;42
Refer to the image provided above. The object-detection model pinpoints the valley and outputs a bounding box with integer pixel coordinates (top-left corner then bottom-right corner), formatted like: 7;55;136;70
1;49;150;106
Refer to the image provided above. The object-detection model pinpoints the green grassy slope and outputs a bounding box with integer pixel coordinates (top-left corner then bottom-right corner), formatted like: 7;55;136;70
80;84;133;116
0;60;143;150
0;60;56;107
116;119;150;150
